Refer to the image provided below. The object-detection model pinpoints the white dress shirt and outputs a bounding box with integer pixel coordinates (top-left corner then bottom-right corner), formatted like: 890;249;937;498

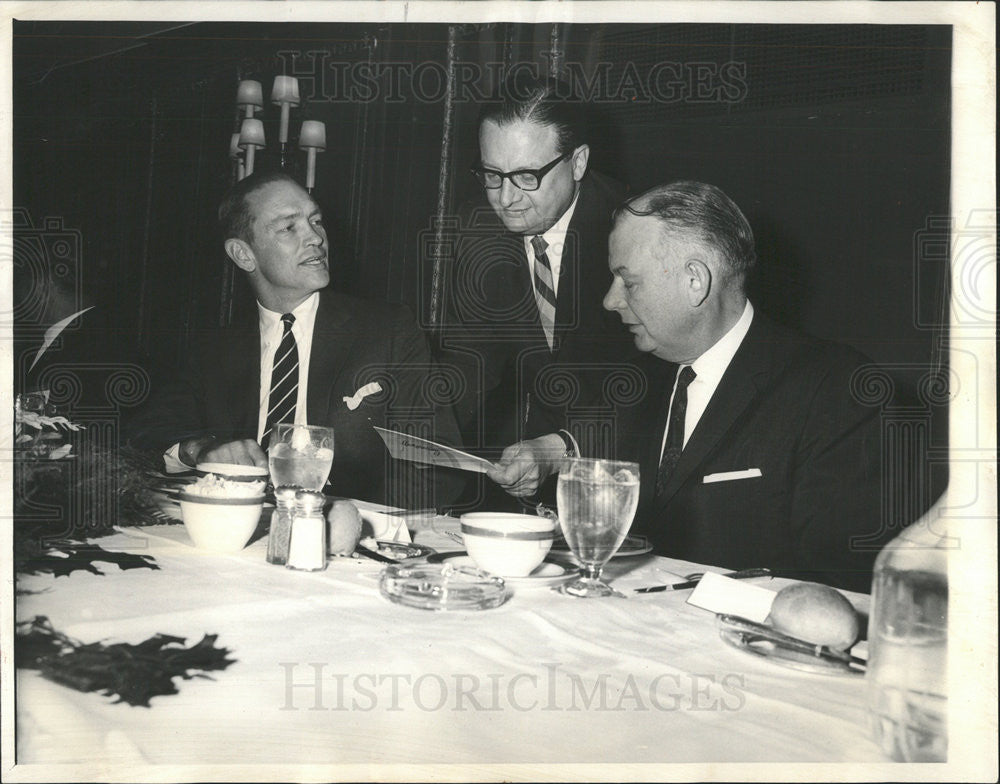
163;292;321;472
522;190;580;301
660;300;755;460
255;291;320;442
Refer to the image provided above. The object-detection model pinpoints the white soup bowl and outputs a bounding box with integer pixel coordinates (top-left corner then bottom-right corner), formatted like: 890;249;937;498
178;492;264;553
460;512;556;577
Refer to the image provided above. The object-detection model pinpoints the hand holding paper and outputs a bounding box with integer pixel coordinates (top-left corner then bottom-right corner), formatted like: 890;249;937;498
486;434;566;497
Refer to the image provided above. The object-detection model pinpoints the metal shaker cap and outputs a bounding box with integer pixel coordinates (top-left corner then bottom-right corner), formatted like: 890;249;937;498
274;486;299;505
294;489;326;513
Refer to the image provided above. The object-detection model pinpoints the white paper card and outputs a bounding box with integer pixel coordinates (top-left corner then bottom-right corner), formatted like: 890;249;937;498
373;426;496;474
686;571;777;623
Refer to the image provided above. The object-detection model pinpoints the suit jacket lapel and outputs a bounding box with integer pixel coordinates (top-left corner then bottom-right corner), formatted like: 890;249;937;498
553;225;578;350
306;290;354;425
553;179;599;350
655;315;779;504
510;232;537;320
635;358;677;511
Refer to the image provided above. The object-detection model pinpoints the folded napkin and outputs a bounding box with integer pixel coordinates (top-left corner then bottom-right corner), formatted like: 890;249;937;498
349;500;412;543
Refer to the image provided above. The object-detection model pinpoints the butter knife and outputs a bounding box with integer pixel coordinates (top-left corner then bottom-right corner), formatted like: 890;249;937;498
634;567;771;593
382;507;437;517
718;614;866;668
355;543;398;564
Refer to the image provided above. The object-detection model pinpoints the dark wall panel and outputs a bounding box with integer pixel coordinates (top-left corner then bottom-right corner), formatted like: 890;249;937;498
12;20;950;464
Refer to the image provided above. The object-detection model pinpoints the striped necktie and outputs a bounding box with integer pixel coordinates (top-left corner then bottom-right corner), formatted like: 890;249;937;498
655;365;696;496
261;313;299;450
530;235;557;351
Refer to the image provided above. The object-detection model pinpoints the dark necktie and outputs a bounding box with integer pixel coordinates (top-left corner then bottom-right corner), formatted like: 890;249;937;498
530;235;557;351
261;313;299;450
655;365;696;496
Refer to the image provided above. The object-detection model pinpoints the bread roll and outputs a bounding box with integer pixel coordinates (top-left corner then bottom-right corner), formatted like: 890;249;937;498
767;581;860;651
327;500;363;556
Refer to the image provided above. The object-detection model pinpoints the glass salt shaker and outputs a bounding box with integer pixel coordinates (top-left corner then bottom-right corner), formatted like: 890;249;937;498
286;490;327;571
267;486;298;565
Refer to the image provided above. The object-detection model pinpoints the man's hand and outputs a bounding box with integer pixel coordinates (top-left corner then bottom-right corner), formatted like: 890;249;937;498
486;434;567;497
180;437;268;468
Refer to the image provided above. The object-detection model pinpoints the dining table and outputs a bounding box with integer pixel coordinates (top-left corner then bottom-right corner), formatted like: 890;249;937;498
11;496;901;780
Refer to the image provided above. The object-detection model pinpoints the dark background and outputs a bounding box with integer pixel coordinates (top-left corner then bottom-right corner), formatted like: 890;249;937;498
11;21;952;509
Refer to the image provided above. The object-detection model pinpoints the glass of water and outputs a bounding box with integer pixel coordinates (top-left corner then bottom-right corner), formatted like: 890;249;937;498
268;424;334;491
556;457;640;598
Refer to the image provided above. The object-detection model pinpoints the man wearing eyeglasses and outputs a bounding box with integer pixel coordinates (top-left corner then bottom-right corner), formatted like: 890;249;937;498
439;75;633;504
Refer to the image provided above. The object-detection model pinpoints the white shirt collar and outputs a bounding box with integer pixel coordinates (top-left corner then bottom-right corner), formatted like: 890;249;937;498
538;189;580;246
522;190;581;301
523;190;580;253
257;291;320;338
690;300;755;385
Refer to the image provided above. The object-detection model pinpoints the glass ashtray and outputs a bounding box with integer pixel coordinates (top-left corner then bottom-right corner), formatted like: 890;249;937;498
379;562;510;611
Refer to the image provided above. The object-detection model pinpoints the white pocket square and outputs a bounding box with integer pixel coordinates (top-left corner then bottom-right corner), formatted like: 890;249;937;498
343;381;382;411
703;468;762;484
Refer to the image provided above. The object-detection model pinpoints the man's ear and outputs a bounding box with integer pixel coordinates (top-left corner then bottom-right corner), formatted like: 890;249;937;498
684;258;712;307
570;144;590;181
224;238;256;273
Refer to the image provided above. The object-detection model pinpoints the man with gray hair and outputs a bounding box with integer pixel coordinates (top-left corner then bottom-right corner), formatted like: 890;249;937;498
489;181;884;591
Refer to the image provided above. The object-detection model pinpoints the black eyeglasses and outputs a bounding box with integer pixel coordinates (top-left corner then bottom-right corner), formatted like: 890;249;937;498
470;151;571;192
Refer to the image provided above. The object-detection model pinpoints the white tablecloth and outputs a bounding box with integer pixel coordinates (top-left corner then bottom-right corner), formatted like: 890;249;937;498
13;513;890;778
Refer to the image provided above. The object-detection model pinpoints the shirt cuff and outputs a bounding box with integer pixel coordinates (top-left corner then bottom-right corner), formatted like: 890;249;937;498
163;443;192;473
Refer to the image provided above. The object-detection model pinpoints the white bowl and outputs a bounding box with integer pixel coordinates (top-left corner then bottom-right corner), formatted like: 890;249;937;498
460;512;556;577
178;492;264;553
195;462;269;483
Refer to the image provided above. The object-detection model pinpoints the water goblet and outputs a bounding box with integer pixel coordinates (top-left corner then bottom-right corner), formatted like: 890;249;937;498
556;457;640;598
267;424;334;491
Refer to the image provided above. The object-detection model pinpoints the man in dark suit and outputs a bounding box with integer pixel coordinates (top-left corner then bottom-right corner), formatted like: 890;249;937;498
128;170;463;509
488;181;885;592
438;75;634;507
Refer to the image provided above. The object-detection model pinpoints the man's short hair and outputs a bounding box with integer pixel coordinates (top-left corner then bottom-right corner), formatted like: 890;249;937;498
613;181;757;277
478;73;588;155
218;170;303;244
